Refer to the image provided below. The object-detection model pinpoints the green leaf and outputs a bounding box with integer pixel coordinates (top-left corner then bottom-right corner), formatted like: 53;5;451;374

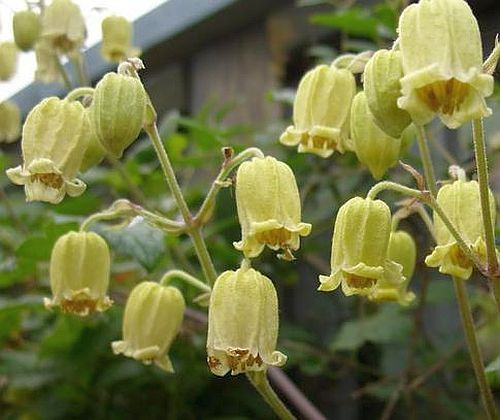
310;8;379;39
485;355;500;388
52;193;101;215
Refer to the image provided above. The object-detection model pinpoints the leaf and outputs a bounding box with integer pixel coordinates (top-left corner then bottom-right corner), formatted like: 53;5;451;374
53;193;101;215
330;305;411;351
310;8;380;39
485;355;500;388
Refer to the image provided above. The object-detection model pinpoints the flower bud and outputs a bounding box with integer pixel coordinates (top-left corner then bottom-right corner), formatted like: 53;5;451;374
41;0;86;55
6;97;90;204
369;230;416;305
44;231;112;316
363;49;411;138
91;72;147;158
112;282;185;373
234;156;311;260
318;197;404;296
13;10;41;51
0;42;18;81
101;16;141;63
34;40;63;84
350;92;401;180
280;64;355;157
0;101;21;143
397;0;493;128
207;267;287;376
425;180;495;279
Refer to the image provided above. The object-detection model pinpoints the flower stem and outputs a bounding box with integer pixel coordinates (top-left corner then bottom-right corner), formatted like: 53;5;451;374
55;55;72;91
246;371;296;420
71;52;89;87
415;125;437;197
366;181;422;200
160;269;211;293
106;154;146;204
65;87;94;102
452;277;498;420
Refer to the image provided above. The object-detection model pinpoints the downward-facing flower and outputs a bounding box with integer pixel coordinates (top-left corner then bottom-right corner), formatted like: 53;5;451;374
350;92;402;180
369;230;416;305
41;0;86;56
112;282;185;373
0;42;18;81
397;0;493;128
280;64;355;157
207;267;287;376
233;156;311;260
425;180;495;279
34;41;63;84
318;197;404;296
101;16;141;63
13;10;41;51
45;231;112;316
0;101;21;144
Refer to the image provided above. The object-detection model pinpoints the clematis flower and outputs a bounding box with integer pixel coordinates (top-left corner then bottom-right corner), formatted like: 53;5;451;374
425;179;495;279
233;156;311;260
101;16;141;63
207;267;287;376
45;231;112;316
0;101;21;144
13;10;41;51
34;41;63;84
280;64;355;157
6;97;90;203
397;0;494;128
318;197;404;296
112;282;185;373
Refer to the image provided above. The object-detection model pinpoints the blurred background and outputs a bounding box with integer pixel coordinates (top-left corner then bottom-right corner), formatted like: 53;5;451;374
0;0;499;418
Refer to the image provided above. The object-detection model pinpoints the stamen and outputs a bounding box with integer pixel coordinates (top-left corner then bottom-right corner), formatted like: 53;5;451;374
416;78;469;115
345;273;376;289
31;173;64;189
255;228;292;248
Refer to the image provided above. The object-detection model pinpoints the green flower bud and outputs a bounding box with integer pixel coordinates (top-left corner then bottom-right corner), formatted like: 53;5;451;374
41;0;86;55
34;40;63;84
397;0;493;128
13;10;41;51
101;16;141;63
0;101;21;144
363;49;411;138
6;97;90;204
350;92;401;180
45;231;112;316
319;197;404;296
91;72;147;158
0;42;18;81
207;267;287;376
369;230;416;306
234;156;311;260
280;64;355;158
425;180;496;279
112;282;185;373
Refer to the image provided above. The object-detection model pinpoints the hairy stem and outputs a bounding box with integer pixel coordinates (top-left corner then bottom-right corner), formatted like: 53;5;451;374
415;125;438;197
160;269;211;293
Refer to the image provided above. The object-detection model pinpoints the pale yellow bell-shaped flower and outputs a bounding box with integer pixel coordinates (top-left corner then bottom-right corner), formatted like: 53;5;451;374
34;40;63;84
45;231;112;316
6;97;90;204
0;42;18;81
397;0;493;128
318;197;404;296
233;156;311;260
363;49;412;138
207;266;287;376
280;64;356;157
369;230;416;306
425;179;496;279
112;281;185;373
41;0;86;56
101;16;141;63
350;92;402;180
0;101;21;144
13;10;41;51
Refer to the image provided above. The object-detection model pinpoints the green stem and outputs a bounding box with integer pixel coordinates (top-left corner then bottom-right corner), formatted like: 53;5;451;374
415;125;438;197
366;181;422;201
452;277;498;420
106;155;146;204
71;53;89;87
190;228;218;286
160;269;211;293
246;371;296;420
415;205;436;242
65;87;94;102
55;55;72;91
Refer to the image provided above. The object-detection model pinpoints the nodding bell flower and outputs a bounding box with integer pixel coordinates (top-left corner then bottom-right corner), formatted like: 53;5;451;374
0;101;21;144
363;49;412;138
101;16;141;63
233;156;311;260
112;282;185;373
6;97;90;204
425;179;496;279
397;0;494;128
369;230;416;306
280;64;356;157
41;0;86;56
34;41;63;84
91;72;147;158
318;197;404;296
0;42;18;81
44;231;112;316
350;92;401;180
13;10;41;51
207;266;287;376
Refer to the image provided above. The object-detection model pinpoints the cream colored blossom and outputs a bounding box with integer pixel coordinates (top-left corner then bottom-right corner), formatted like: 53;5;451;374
101;16;141;63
